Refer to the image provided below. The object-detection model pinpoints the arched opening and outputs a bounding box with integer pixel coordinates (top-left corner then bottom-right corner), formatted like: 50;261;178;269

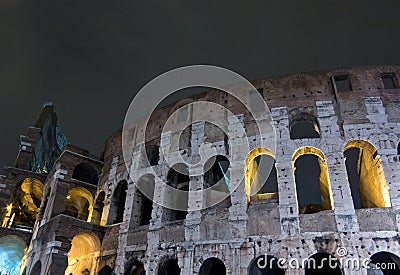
199;257;226;275
65;187;93;221
98;265;113;275
124;260;145;275
30;260;42;275
134;174;155;227
0;235;26;275
91;191;105;225
344;140;391;209
290;113;320;139
163;164;189;222
2;178;44;229
140;141;160;168
397;142;400;155
72;163;98;185
248;255;285;275
108;181;128;224
293;147;334;214
203;155;231;208
245;148;279;202
66;232;100;275
145;144;160;166
368;251;400;275
305;253;342;275
157;258;180;275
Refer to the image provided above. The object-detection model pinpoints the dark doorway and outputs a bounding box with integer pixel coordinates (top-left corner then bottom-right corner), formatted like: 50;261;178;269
248;255;285;275
199;257;226;275
305;253;342;275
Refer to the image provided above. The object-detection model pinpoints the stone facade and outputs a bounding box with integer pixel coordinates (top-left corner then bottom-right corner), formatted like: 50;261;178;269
1;65;400;274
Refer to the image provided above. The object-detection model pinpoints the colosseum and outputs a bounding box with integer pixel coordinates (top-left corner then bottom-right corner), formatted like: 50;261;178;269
0;65;400;275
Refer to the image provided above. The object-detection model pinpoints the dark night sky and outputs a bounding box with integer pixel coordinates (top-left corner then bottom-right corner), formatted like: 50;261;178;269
1;0;400;170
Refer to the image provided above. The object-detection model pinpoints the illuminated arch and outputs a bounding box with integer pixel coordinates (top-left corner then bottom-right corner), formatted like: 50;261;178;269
0;235;26;275
292;146;334;214
245;148;278;202
65;187;94;221
66;232;100;275
2;178;44;229
91;190;105;225
344;140;391;208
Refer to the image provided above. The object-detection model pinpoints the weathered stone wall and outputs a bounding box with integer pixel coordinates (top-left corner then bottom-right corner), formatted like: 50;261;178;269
1;65;400;275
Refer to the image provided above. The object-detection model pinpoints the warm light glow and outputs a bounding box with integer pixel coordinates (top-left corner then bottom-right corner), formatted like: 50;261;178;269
245;147;276;201
344;139;391;208
292;146;334;212
66;232;100;275
66;195;71;200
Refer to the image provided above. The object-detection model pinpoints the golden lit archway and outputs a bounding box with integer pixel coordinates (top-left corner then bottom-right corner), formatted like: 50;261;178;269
245;147;278;201
344;140;391;208
66;232;100;275
65;187;94;222
292;146;334;214
2;178;44;229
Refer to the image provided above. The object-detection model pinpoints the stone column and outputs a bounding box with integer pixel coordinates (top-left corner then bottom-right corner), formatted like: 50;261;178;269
228;114;248;239
185;121;205;242
316;101;359;232
272;107;300;236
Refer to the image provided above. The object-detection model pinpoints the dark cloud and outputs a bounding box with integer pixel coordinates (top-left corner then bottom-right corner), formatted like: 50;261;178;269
1;0;400;169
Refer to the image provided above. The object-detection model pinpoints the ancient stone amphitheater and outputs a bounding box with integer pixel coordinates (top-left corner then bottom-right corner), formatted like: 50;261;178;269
1;65;400;275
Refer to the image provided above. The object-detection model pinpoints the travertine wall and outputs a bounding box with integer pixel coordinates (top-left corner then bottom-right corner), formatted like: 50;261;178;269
2;65;400;275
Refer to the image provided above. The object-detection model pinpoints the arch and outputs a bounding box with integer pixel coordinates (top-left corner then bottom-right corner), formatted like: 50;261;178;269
30;260;42;275
305;252;342;275
289;113;320;139
3;178;44;229
124;260;145;275
140;141;160;168
72;163;99;185
65;187;93;221
91;190;105;225
368;251;400;275
98;265;113;275
245;148;279;201
248;255;285;275
145;144;160;166
163;164;189;222
292;146;334;214
199;257;226;275
66;232;100;275
344;140;391;209
134;174;155;227
157;257;181;275
204;155;231;208
108;180;128;224
0;235;26;275
397;142;400;155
